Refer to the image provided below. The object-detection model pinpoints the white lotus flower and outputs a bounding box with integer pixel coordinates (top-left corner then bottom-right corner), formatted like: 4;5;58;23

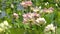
44;24;56;32
3;21;12;29
0;23;4;28
3;21;9;26
0;20;12;33
45;2;49;6
32;7;40;12
13;13;19;19
39;6;41;9
11;4;14;8
0;28;4;32
55;3;58;7
0;10;2;13
36;18;46;25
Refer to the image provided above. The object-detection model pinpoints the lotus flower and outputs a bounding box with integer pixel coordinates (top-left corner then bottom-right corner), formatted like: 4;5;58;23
44;24;57;32
35;18;46;25
13;13;19;19
31;7;40;13
11;4;14;8
43;7;54;13
0;21;11;33
21;1;32;8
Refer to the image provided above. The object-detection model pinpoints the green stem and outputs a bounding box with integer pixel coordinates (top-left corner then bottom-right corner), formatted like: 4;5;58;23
55;27;56;34
51;31;53;34
35;0;37;6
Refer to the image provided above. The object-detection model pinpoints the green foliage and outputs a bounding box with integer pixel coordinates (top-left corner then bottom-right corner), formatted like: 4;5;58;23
0;0;59;34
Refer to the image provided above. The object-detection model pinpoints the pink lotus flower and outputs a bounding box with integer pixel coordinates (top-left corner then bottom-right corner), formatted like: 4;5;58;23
20;1;27;8
21;1;32;8
23;13;32;18
22;12;40;25
33;13;40;17
23;18;28;24
27;13;33;18
23;14;28;18
25;1;32;6
43;7;54;13
23;13;40;19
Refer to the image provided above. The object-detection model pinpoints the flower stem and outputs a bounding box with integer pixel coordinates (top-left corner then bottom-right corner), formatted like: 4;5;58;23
55;27;56;34
51;31;53;34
